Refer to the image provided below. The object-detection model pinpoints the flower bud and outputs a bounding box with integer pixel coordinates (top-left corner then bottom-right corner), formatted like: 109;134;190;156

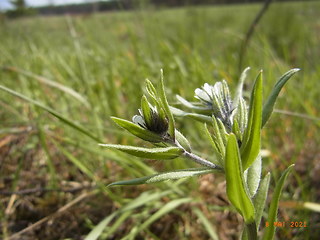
132;96;169;136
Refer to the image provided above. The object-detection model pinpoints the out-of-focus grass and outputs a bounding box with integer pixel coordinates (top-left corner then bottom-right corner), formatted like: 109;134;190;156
0;1;319;239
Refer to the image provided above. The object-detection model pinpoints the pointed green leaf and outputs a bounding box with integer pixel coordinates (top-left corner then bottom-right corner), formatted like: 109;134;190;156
253;173;270;229
241;72;262;170
175;129;192;152
225;134;255;224
262;165;294;240
262;68;300;127
159;69;175;139
141;95;153;127
100;144;183;159
111;117;163;143
145;79;161;109
108;168;215;186
234;67;250;108
145;79;158;99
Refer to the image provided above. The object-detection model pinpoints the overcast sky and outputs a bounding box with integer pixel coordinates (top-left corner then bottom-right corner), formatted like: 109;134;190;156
0;0;101;10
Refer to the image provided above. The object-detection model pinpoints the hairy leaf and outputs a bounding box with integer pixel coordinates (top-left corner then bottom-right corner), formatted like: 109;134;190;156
99;144;183;160
111;117;163;142
225;134;255;224
204;124;223;165
241;72;262;170
108;168;215;186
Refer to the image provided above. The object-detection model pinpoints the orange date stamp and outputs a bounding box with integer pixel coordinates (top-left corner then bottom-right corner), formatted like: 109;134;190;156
265;221;307;228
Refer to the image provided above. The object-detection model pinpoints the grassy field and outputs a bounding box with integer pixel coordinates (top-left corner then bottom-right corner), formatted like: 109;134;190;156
0;1;319;239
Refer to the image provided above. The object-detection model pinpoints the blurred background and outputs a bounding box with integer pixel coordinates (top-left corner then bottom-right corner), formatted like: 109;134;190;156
0;0;319;239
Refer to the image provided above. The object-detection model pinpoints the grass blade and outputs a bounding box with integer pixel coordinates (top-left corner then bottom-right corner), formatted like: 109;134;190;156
0;85;101;142
85;190;172;240
132;198;192;236
55;142;95;180
193;207;219;240
2;66;90;107
85;212;118;240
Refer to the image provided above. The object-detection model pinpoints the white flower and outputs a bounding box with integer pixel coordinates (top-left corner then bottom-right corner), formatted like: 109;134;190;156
195;80;233;130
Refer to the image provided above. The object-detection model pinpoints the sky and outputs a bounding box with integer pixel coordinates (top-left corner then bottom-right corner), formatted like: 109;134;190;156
0;0;100;10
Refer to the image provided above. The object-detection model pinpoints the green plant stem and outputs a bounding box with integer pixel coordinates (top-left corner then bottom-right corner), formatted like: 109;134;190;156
182;151;222;170
167;137;223;170
246;222;258;240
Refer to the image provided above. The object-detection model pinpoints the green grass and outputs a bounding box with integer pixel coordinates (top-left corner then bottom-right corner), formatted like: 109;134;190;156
0;1;319;239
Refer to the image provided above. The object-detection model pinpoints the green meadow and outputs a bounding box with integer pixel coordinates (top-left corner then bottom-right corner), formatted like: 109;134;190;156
0;1;319;239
